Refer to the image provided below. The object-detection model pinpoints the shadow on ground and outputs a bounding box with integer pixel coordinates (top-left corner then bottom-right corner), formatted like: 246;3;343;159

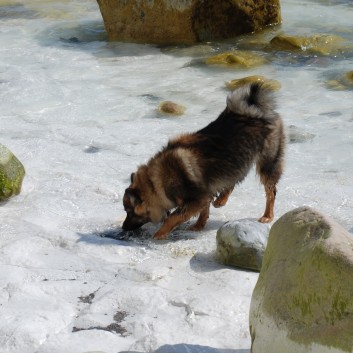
120;344;249;353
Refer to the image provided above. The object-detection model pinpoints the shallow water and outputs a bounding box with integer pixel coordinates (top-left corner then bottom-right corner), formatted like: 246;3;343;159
1;0;353;352
1;0;353;232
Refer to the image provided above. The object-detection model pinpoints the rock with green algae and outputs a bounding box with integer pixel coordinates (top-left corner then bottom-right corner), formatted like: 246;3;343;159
269;33;350;56
205;51;266;68
326;70;353;91
0;144;25;201
225;75;281;91
250;206;353;353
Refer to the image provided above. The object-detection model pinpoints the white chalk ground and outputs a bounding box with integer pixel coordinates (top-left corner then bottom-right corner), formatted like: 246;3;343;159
1;0;353;352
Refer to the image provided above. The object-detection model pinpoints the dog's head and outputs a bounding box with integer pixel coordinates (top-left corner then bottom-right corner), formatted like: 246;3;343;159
122;170;167;231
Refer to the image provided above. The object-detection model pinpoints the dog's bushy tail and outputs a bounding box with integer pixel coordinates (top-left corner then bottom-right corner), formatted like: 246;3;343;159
226;83;277;119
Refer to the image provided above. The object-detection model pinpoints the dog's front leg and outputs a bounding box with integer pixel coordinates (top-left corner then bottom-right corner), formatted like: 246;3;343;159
153;209;185;240
153;199;207;240
188;202;210;231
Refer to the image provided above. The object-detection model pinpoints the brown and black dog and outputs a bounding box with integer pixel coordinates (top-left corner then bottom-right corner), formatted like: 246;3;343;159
122;83;285;239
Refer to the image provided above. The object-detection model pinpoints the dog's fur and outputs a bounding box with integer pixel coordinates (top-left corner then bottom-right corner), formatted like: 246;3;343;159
122;83;285;239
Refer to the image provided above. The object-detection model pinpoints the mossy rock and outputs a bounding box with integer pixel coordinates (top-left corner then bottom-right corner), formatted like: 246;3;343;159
0;144;25;201
225;75;281;91
326;70;353;91
250;206;353;353
270;33;348;56
157;101;186;116
205;51;266;68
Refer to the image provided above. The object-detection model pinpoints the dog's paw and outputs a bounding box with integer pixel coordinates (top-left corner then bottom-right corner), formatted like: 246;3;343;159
212;199;226;208
187;223;205;232
258;216;273;223
153;231;168;240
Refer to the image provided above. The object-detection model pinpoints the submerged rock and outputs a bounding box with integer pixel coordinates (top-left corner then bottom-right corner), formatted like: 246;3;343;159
215;219;270;271
269;33;349;56
206;51;266;69
348;71;353;82
157;101;186;116
288;125;315;143
326;70;353;90
250;206;353;353
225;75;281;91
96;0;281;45
0;144;25;201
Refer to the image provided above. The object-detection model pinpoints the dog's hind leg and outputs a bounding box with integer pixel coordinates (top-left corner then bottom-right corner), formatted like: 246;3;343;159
257;155;284;223
258;182;277;223
188;201;210;231
153;198;209;240
257;121;285;223
213;186;234;208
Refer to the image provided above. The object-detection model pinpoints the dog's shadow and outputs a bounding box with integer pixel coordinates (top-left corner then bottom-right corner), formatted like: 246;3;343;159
76;227;153;248
77;226;205;246
78;218;227;246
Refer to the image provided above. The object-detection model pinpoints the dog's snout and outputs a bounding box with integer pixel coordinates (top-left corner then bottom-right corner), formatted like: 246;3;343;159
122;213;148;231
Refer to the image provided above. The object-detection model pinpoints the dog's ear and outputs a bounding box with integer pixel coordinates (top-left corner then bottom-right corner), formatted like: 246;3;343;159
124;187;141;207
130;173;135;183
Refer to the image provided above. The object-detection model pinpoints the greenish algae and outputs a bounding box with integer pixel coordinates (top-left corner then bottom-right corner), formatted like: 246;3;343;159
0;144;25;201
205;51;266;69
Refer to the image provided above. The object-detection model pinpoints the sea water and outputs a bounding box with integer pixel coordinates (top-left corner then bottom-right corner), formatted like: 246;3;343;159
0;1;353;352
1;0;352;233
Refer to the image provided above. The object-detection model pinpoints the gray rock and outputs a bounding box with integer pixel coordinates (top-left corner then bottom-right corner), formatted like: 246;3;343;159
0;144;25;201
250;206;353;353
215;219;270;271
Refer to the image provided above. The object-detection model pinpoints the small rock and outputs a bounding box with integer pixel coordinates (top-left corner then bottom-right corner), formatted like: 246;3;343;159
215;219;270;272
269;33;350;56
288;125;315;143
157;101;186;116
205;51;266;69
0;144;25;201
83;144;101;154
225;75;281;91
250;206;353;353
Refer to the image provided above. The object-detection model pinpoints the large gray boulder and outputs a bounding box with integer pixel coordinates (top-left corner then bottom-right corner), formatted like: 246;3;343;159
96;0;281;45
0;144;25;201
250;206;353;353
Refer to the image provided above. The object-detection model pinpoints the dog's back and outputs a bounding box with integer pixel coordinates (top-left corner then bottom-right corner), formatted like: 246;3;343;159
164;83;285;195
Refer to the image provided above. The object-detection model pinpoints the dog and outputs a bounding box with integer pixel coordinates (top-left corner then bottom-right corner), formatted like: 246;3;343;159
122;83;285;239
